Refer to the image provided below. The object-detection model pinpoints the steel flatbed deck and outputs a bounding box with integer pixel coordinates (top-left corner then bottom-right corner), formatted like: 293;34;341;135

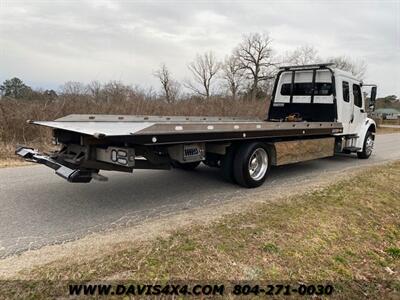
31;114;343;145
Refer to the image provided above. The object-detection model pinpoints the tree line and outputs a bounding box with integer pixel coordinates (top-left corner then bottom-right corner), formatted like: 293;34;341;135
1;32;368;103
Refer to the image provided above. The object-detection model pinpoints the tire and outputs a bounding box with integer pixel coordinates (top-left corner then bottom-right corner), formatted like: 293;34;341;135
357;131;374;159
233;142;271;188
171;160;200;170
220;145;237;183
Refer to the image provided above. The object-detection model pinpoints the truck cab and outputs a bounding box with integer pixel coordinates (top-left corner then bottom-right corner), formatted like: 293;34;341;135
268;63;377;158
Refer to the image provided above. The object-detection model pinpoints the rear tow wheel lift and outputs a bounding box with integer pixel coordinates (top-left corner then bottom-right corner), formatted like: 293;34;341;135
15;146;106;183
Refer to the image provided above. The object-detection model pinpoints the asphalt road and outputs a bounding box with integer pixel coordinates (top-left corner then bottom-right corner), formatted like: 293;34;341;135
1;133;399;258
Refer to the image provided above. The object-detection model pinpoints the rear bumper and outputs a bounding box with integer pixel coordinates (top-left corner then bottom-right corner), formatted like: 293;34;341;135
15;146;96;183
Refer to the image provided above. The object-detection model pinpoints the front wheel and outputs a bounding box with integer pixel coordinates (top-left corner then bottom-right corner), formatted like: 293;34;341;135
357;131;374;159
233;142;270;188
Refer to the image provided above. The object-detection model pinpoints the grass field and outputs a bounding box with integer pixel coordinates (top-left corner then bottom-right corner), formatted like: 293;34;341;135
0;143;42;168
376;126;400;134
1;161;399;298
381;119;400;125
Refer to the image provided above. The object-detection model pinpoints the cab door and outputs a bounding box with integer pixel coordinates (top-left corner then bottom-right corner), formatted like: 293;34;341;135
349;83;365;134
339;80;353;134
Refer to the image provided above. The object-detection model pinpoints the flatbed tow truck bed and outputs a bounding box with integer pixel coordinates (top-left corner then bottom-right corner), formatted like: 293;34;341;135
16;114;342;186
30;114;342;144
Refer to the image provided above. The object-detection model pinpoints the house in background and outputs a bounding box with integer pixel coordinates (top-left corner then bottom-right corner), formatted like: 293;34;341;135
373;108;400;120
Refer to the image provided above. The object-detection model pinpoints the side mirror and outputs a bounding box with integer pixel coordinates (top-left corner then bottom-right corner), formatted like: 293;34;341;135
369;86;377;110
368;86;376;111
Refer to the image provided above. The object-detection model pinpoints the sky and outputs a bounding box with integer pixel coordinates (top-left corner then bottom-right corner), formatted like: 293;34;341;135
0;0;399;97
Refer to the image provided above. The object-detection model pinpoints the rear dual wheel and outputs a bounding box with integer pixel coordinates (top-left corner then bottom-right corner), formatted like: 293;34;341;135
222;142;271;188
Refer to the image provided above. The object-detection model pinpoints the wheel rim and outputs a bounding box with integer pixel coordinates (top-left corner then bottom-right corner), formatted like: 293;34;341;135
365;135;374;155
248;148;268;181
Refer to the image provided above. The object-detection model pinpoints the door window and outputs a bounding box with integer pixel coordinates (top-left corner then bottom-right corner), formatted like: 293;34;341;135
353;84;362;108
342;81;349;102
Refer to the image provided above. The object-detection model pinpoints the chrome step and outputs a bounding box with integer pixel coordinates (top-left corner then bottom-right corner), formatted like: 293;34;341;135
343;146;361;152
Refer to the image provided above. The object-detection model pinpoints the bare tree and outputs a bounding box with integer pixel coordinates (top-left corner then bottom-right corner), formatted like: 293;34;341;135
153;64;180;103
87;81;102;101
185;51;220;100
102;81;130;103
234;33;275;101
222;55;245;100
60;81;88;97
284;45;320;65
327;56;367;80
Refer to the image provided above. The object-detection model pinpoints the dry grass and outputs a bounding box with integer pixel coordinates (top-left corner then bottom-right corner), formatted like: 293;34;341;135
0;142;54;168
0;144;29;167
0;96;268;163
2;161;399;298
381;119;400;125
376;127;400;135
0;96;268;146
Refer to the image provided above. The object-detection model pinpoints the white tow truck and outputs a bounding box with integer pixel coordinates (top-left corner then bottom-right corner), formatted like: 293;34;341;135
16;63;377;188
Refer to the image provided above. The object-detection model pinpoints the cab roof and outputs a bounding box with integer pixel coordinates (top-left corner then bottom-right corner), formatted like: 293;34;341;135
278;63;361;83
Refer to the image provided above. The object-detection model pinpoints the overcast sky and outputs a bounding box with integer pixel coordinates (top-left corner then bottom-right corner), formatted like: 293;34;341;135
0;0;399;96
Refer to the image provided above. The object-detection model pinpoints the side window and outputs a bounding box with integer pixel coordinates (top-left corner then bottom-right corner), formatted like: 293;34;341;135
353;84;362;108
342;81;349;102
